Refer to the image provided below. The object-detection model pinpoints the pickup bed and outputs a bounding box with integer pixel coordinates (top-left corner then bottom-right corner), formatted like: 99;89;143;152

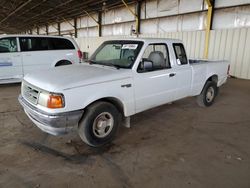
19;38;229;147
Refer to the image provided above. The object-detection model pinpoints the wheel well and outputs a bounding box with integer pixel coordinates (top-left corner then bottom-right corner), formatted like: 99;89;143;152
55;60;72;67
199;75;218;95
207;75;218;84
86;97;124;116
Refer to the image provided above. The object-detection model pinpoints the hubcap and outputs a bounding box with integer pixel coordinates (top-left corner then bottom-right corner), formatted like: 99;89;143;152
206;86;215;103
92;112;114;138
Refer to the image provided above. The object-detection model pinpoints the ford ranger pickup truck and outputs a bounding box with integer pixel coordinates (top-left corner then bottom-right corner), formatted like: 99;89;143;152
19;38;229;147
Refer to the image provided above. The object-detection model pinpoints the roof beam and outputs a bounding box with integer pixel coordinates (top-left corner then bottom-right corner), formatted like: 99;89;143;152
0;0;33;24
24;0;74;22
17;0;48;18
0;0;137;33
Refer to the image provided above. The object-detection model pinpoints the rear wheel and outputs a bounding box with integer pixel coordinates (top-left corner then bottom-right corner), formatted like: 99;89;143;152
78;101;121;147
197;81;218;107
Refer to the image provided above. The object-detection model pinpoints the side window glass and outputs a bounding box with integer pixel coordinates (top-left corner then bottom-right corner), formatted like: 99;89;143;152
33;38;49;51
173;43;188;65
138;43;170;72
49;38;75;50
20;37;48;51
20;38;30;51
0;38;17;53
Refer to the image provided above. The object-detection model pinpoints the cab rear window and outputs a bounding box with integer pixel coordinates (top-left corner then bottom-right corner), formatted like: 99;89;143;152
173;43;188;65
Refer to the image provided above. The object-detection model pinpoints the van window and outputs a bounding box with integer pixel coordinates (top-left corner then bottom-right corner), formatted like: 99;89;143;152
0;37;17;53
49;38;75;50
173;43;188;65
20;37;49;51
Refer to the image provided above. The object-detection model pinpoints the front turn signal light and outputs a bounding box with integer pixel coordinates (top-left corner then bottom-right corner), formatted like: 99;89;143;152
47;94;64;109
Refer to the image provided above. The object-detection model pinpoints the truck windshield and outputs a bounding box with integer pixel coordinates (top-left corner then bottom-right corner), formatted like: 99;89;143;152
89;40;144;69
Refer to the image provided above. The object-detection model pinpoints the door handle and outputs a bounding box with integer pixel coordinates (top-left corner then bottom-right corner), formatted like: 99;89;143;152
121;84;132;88
169;73;176;77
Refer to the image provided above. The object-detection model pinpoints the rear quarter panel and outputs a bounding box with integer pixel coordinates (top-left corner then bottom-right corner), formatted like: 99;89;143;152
190;60;229;96
50;50;79;66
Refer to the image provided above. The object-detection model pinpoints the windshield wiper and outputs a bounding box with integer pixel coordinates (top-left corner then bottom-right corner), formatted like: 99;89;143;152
88;60;121;69
90;61;121;69
102;63;121;69
87;60;97;64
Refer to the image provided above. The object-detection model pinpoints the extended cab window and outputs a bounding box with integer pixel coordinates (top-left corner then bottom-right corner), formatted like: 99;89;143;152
173;43;188;65
138;43;170;72
0;37;17;53
20;37;49;51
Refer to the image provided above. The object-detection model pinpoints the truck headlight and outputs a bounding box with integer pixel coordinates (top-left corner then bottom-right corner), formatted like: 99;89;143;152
38;92;65;109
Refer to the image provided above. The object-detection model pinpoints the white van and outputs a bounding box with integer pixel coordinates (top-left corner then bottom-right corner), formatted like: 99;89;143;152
0;35;82;84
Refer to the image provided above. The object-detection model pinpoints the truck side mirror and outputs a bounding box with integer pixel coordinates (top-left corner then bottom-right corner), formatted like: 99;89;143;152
142;60;153;71
177;59;182;65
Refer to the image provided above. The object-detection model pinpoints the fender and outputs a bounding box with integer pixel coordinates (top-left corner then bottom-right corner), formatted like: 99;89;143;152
197;74;218;95
62;79;135;117
76;94;132;117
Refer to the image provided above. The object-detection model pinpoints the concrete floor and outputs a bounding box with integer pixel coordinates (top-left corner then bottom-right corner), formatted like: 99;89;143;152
0;78;250;188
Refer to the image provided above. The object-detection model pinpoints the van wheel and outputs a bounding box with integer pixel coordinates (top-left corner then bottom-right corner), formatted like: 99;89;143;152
197;81;218;107
78;101;121;147
55;60;71;66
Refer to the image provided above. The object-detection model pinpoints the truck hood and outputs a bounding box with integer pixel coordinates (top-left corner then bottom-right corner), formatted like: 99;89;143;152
24;64;132;92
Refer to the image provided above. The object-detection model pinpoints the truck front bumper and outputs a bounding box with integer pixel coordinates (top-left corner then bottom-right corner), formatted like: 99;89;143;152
18;95;83;135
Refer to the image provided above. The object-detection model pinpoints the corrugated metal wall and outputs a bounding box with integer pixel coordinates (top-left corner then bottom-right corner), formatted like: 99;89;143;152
75;27;250;79
209;28;250;79
32;1;250;36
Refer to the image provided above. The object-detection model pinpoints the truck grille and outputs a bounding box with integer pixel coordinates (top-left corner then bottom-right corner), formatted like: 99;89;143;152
22;82;40;105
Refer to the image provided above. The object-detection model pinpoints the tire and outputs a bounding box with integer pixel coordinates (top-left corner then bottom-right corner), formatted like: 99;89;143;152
55;60;71;67
196;81;218;107
78;101;121;147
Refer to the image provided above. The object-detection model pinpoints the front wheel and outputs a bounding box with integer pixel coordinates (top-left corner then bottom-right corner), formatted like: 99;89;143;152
78;101;121;147
197;81;218;107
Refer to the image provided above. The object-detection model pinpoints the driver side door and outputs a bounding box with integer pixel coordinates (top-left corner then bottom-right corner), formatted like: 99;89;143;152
133;43;178;113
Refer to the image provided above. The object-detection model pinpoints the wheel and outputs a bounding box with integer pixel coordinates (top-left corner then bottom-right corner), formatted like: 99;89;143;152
197;81;218;107
55;60;72;66
78;101;121;147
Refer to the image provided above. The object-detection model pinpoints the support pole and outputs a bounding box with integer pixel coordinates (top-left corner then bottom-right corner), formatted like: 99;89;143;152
83;10;101;37
45;24;48;35
98;11;102;37
204;0;214;59
136;1;141;34
58;22;61;36
36;27;39;34
74;18;77;38
122;0;140;35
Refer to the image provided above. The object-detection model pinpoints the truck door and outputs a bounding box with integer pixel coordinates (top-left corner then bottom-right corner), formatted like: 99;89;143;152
172;43;192;99
0;37;23;82
133;43;178;113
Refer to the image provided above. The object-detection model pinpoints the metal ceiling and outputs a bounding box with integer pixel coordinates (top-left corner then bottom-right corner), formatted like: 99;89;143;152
0;0;137;34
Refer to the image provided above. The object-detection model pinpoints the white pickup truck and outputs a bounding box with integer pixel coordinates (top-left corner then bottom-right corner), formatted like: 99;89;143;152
19;38;229;147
